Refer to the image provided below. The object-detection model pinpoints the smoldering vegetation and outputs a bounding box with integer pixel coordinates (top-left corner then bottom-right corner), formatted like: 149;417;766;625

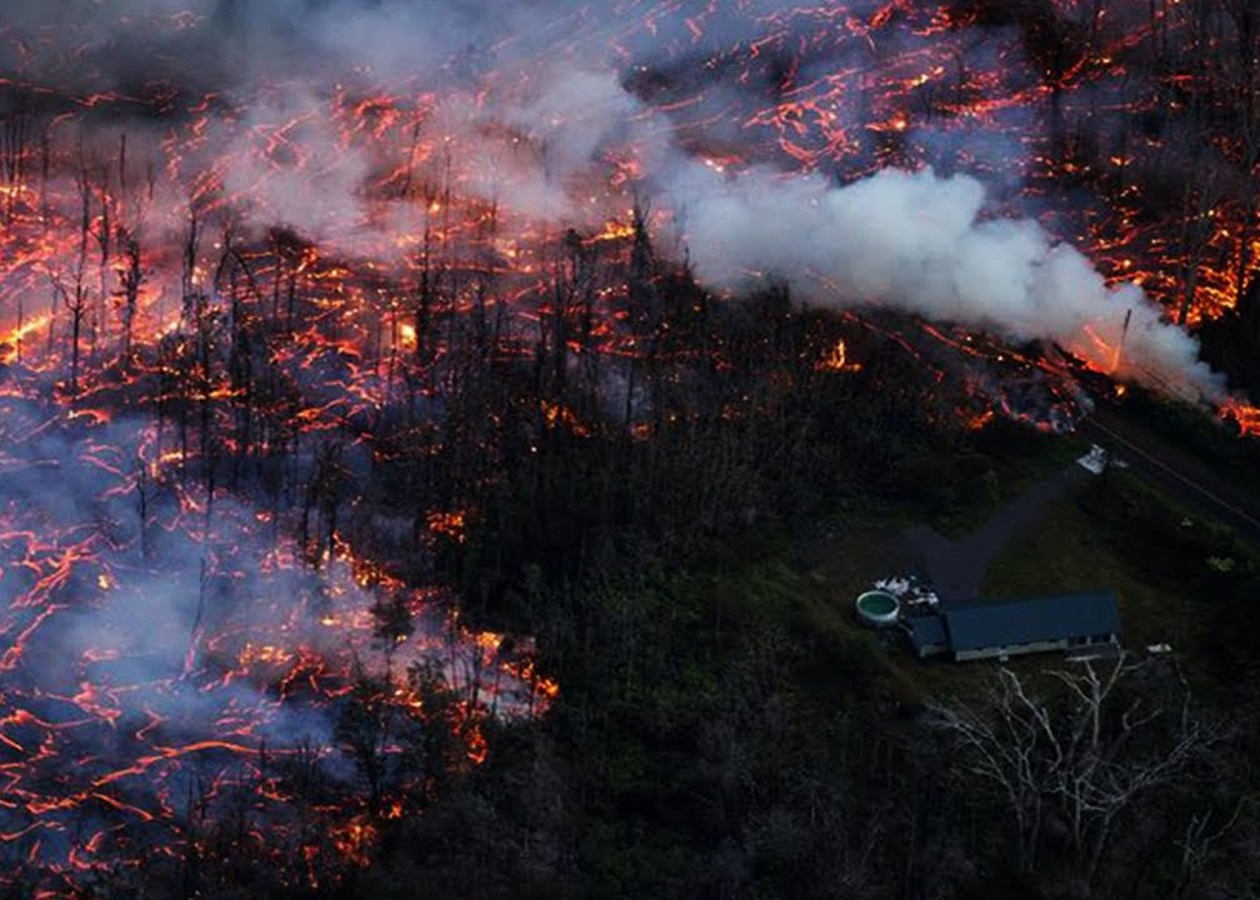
0;1;1250;403
0;2;1259;897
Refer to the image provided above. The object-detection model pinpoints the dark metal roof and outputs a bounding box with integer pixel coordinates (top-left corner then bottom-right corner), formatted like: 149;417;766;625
944;591;1120;653
904;614;948;650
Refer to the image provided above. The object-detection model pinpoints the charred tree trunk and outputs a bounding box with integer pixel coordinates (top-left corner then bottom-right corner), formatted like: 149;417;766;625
117;227;143;369
92;163;111;356
0;104;31;225
50;151;95;398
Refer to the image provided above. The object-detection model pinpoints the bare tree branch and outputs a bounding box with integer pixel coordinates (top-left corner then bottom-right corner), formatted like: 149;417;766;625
926;652;1224;887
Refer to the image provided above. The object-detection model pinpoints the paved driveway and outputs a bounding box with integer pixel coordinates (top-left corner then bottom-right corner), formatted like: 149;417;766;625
905;465;1091;606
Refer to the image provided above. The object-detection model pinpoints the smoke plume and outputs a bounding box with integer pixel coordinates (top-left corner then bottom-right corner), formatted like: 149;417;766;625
0;1;1232;400
672;164;1225;399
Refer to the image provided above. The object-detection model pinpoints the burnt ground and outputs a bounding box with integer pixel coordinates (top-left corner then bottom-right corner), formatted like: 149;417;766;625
906;405;1260;605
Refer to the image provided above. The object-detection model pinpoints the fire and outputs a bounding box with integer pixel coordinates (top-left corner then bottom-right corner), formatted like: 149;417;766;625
540;397;594;437
590;218;637;243
0;315;50;365
0;404;558;892
1220;398;1260;437
475;631;504;654
426;510;467;543
465;723;489;765
816;339;861;373
535;676;560;700
0;0;1258;890
330;817;378;868
237;642;296;667
963;409;996;431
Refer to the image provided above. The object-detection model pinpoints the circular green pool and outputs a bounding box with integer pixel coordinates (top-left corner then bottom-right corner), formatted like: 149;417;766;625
855;590;900;627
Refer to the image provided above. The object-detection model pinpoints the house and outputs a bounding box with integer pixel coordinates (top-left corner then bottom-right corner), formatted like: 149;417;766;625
903;590;1120;661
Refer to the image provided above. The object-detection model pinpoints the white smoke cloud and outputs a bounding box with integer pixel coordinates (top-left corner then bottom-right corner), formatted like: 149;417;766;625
0;396;547;877
0;1;1231;402
216;88;374;242
672;163;1225;400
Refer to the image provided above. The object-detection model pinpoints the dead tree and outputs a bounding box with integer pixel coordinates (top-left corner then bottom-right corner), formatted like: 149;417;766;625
301;438;349;566
1173;801;1246;899
927;653;1219;888
409;151;453;401
0;103;33;224
49;152;95;397
91;162;111;355
1221;0;1260;307
115;225;144;368
1175;168;1224;325
111;133;154;370
134;456;154;564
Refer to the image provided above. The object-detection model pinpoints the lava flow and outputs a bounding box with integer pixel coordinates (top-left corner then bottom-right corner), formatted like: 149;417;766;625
2;0;1260;892
0;396;557;893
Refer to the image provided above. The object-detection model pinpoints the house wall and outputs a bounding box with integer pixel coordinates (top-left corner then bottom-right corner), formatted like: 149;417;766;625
953;633;1115;662
916;641;950;659
954;638;1069;662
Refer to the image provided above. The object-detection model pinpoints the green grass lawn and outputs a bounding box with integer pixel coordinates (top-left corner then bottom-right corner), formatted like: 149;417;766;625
928;430;1093;538
983;492;1206;652
982;470;1258;685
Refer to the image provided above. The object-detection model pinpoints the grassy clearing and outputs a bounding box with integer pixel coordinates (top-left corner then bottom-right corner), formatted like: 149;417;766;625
983;469;1259;684
923;428;1093;539
792;462;1255;703
983;490;1206;654
709;425;1253;708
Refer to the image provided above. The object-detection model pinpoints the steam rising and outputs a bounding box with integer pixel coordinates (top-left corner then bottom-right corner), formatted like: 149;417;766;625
0;399;541;874
0;0;1242;885
0;3;1231;393
675;165;1225;399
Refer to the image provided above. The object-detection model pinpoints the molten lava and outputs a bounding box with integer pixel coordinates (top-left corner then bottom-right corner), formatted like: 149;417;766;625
0;0;1257;891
